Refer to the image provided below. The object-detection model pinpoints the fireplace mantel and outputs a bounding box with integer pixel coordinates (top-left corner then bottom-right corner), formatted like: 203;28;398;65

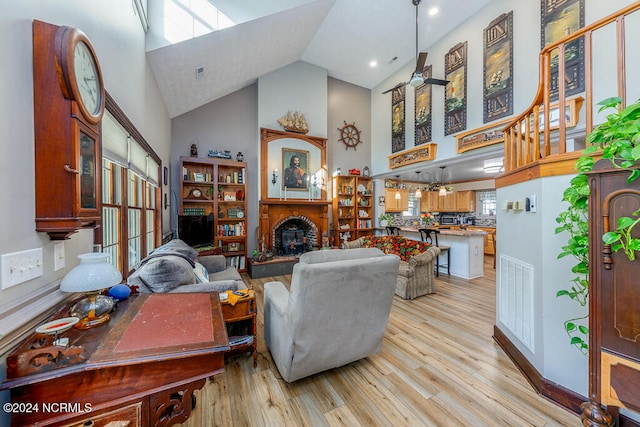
259;200;331;252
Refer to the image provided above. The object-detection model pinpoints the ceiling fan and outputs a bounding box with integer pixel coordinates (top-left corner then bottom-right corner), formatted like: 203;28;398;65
382;0;449;94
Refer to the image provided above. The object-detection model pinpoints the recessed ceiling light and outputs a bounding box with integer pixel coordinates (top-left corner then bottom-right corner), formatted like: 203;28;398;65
369;60;378;68
428;7;439;16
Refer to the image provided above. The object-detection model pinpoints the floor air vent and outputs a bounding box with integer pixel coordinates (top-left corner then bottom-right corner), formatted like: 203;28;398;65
498;254;535;353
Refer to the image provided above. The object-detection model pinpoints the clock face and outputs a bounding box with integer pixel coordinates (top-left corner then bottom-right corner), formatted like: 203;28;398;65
74;41;101;116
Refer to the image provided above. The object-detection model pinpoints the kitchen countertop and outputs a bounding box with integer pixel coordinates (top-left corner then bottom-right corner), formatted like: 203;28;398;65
377;226;487;237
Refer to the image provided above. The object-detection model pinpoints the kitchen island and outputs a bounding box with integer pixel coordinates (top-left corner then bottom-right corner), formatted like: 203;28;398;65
378;226;487;279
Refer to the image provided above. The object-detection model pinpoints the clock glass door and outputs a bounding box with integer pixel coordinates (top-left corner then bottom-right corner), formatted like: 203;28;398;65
79;131;97;209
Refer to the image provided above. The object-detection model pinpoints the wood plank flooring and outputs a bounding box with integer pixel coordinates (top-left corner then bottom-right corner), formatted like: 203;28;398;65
180;257;580;426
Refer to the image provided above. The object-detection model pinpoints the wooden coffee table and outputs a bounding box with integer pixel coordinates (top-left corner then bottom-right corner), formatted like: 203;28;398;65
220;289;257;367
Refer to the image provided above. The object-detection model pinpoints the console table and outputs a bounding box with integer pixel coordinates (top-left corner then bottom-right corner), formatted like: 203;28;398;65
1;293;229;426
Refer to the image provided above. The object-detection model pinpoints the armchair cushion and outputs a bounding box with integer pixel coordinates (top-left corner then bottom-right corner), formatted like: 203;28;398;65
196;254;227;274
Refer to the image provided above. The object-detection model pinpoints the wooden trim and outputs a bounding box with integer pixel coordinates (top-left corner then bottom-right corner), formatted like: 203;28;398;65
494;326;640;426
260;128;327;201
387;143;437;169
495;152;586;188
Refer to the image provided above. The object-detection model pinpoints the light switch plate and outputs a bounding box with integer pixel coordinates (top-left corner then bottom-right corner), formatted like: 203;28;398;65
1;248;44;289
54;242;65;271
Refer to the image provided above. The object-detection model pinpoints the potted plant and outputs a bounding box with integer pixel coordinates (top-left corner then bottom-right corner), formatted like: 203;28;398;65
555;96;640;354
378;212;393;227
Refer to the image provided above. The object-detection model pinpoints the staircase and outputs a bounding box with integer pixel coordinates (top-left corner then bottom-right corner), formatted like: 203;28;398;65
497;2;640;187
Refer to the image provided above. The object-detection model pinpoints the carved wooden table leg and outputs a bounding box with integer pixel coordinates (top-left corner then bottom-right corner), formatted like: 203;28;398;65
580;401;615;427
150;378;206;427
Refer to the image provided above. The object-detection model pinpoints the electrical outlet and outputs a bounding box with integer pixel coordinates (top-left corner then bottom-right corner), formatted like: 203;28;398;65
54;242;65;271
1;248;44;289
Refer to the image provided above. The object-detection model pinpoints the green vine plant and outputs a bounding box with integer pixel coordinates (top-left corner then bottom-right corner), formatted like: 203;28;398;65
555;96;640;354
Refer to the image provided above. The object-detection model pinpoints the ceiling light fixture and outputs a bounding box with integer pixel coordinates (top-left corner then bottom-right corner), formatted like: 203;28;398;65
484;157;504;174
395;175;401;199
438;166;447;196
414;171;422;199
369;60;378;67
428;7;439;16
409;0;424;87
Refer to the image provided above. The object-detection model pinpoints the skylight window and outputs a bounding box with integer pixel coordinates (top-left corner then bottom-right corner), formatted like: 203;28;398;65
163;0;235;44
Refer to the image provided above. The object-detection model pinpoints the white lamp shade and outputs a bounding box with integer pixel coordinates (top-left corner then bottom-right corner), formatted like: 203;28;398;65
439;186;447;196
60;253;122;293
409;72;424;87
415;188;422;198
395;189;401;200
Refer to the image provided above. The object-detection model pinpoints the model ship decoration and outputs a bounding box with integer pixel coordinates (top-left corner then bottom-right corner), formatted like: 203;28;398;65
208;149;232;159
277;111;309;134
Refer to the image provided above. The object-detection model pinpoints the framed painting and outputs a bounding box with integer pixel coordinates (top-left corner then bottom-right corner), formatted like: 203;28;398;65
484;12;513;123
391;85;405;153
444;42;467;136
282;148;309;190
415;65;432;145
541;0;585;100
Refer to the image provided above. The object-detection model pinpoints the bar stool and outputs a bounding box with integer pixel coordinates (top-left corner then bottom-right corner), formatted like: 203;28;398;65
418;228;450;276
386;226;401;236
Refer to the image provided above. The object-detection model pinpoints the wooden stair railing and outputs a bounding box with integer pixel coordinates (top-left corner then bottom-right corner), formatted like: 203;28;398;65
500;2;640;182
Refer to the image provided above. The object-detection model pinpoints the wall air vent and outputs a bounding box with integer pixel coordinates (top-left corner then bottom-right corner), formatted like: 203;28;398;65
498;254;535;352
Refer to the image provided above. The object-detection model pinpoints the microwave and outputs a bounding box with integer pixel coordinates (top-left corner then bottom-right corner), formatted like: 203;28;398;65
440;215;459;225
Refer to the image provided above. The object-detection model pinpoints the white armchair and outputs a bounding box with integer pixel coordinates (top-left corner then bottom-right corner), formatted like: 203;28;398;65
263;248;400;382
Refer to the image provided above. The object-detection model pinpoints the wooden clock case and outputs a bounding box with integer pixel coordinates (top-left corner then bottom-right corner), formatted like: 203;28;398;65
33;20;105;240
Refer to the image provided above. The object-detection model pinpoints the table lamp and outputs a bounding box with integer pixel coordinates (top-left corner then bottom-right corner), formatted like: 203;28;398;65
60;252;122;329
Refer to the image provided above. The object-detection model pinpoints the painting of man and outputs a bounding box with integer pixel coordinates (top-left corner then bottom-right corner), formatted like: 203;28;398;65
283;149;309;189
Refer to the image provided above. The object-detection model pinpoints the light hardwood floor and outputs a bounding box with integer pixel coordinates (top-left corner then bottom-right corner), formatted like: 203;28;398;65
181;257;580;426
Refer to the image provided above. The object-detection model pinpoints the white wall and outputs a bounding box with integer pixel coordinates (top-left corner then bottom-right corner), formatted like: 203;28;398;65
0;2;171;419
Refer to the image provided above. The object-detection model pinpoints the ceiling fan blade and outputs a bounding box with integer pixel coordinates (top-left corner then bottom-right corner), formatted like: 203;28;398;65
423;77;450;86
414;52;428;73
381;82;408;94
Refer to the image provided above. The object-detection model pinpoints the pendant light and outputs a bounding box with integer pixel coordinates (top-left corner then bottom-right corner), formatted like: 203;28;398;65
395;175;401;199
414;171;422;199
438;167;447;196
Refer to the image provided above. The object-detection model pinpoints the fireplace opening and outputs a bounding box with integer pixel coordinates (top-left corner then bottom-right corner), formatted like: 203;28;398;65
273;217;317;256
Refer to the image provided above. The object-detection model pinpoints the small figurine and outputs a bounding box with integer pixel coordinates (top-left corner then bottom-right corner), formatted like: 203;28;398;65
190;143;198;157
236;152;244;162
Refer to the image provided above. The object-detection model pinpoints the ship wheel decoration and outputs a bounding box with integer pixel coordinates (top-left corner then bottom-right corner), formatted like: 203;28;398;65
338;121;363;150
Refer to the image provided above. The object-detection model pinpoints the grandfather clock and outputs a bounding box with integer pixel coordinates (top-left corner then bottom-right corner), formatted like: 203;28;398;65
33;20;105;239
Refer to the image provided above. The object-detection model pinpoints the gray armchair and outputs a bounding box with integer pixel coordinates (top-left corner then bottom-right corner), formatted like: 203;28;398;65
263;248;400;382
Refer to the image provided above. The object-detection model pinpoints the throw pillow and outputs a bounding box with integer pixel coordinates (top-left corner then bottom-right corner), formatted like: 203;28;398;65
193;262;209;283
135;255;195;293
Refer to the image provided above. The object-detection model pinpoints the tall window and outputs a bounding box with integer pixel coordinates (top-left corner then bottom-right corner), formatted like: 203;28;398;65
101;95;161;275
404;191;420;217
478;190;497;216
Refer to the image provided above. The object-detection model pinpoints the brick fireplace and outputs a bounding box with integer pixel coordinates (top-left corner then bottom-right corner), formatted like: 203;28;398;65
258;200;331;254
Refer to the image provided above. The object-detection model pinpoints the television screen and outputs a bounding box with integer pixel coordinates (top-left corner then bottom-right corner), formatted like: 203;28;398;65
178;215;214;247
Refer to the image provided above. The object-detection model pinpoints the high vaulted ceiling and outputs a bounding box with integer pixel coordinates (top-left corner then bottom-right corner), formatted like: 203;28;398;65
147;0;493;118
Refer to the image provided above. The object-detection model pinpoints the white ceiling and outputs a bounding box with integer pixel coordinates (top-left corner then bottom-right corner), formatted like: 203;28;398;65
147;0;493;118
147;0;500;184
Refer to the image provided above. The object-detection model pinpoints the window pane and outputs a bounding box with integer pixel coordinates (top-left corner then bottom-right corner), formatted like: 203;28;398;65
103;206;121;271
478;190;497;215
146;210;155;255
128;208;142;269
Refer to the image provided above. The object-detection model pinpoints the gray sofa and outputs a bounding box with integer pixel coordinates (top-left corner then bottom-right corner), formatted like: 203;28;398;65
263;247;400;382
127;239;246;293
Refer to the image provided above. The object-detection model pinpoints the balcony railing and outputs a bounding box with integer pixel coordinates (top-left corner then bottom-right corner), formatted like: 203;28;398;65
501;2;640;180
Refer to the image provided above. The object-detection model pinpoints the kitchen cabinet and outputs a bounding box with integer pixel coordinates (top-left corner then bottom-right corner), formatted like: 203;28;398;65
384;188;408;212
456;191;476;212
